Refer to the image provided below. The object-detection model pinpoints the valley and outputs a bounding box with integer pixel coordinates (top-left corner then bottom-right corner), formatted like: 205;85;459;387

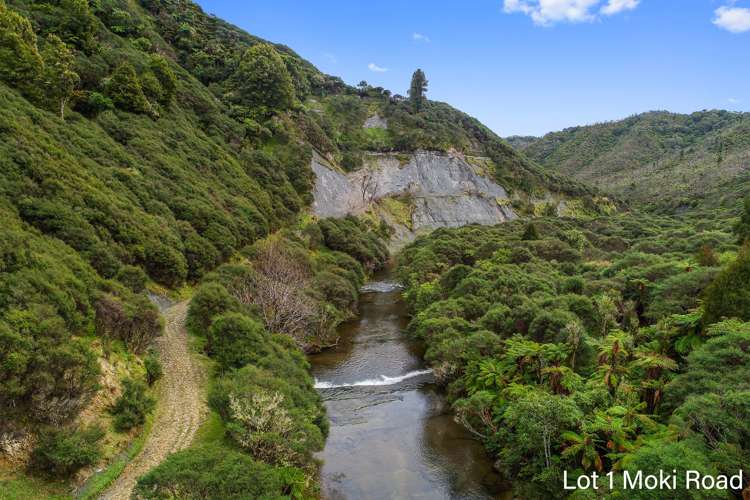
0;0;748;499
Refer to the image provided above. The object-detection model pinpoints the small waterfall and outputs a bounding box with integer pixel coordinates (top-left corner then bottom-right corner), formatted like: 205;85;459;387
314;369;432;389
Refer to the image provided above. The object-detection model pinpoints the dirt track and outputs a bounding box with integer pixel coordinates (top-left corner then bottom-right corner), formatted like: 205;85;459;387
100;301;205;499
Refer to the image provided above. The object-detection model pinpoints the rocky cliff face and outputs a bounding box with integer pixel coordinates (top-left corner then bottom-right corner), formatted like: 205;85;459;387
311;151;517;245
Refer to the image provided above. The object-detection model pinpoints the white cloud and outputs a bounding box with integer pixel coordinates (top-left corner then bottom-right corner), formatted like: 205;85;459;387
601;0;639;16
413;32;431;43
504;0;600;25
368;63;388;73
503;0;640;26
713;5;750;33
729;97;741;104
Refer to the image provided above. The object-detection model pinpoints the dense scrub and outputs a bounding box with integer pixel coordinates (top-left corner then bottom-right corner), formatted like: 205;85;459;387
0;0;595;457
1;0;327;470
398;203;750;497
0;202;159;428
137;219;387;497
0;0;618;493
134;445;308;499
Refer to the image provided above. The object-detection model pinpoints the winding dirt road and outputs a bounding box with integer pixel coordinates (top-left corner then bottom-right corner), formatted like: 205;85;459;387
100;301;205;499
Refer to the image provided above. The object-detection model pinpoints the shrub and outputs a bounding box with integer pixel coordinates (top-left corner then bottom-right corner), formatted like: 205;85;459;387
226;390;299;465
0;314;100;425
106;62;151;114
478;303;513;336
695;244;719;267
149;55;177;105
522;222;539;241
144;352;163;386
116;265;148;292
85;242;120;278
230;44;294;116
209;364;326;466
111;378;155;431
528;239;580;263
318;217;388;270
315;250;365;287
78;91;114;115
140;72;163;103
143;242;188;287
207;312;269;371
186;282;240;337
621;440;721;499
30;425;104;478
311;270;358;312
734;196;750;244
0;2;43;100
180;228;220;281
562;276;584;294
95;294;162;354
528;309;578;343
647;268;717;320
134;445;307;499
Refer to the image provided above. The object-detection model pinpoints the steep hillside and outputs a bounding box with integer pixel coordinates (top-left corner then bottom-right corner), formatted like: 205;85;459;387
511;110;750;210
0;0;611;495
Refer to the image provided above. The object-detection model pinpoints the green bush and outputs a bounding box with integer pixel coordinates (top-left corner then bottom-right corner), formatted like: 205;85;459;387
230;44;294;117
143;243;188;288
106;62;151;114
207;312;270;371
318;217;388;270
0;0;43;100
144;352;163;386
0;314;100;424
134;445;307;499
116;265;148;292
735;197;750;244
186;282;240;337
209;364;325;466
30;425;104;478
311;270;358;312
522;222;539;240
79;91;114;115
111;378;155;431
149;55;177;105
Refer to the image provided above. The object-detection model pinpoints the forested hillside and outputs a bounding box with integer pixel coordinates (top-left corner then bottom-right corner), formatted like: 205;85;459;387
509;110;750;210
0;0;610;496
398;201;750;498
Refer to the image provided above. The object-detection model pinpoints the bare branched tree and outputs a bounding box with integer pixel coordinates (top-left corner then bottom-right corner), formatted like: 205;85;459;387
228;239;317;344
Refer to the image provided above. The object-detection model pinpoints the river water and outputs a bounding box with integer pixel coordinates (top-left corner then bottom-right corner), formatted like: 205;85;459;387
310;274;509;499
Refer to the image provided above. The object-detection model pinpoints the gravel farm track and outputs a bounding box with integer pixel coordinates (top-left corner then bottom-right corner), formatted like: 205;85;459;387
100;301;206;499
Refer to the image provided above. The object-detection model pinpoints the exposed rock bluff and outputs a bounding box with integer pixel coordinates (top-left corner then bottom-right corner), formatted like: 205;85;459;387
311;151;517;245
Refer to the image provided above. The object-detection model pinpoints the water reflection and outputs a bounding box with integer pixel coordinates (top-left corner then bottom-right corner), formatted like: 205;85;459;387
310;276;510;499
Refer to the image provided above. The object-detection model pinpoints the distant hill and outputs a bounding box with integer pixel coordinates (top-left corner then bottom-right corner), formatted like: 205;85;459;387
511;110;750;210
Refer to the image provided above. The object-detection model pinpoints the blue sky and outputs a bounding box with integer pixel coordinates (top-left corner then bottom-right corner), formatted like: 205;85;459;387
195;0;750;136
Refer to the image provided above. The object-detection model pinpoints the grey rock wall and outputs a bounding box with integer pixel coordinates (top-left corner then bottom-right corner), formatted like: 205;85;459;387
311;151;517;242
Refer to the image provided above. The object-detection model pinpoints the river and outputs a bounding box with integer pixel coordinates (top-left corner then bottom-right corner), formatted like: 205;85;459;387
310;272;510;499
